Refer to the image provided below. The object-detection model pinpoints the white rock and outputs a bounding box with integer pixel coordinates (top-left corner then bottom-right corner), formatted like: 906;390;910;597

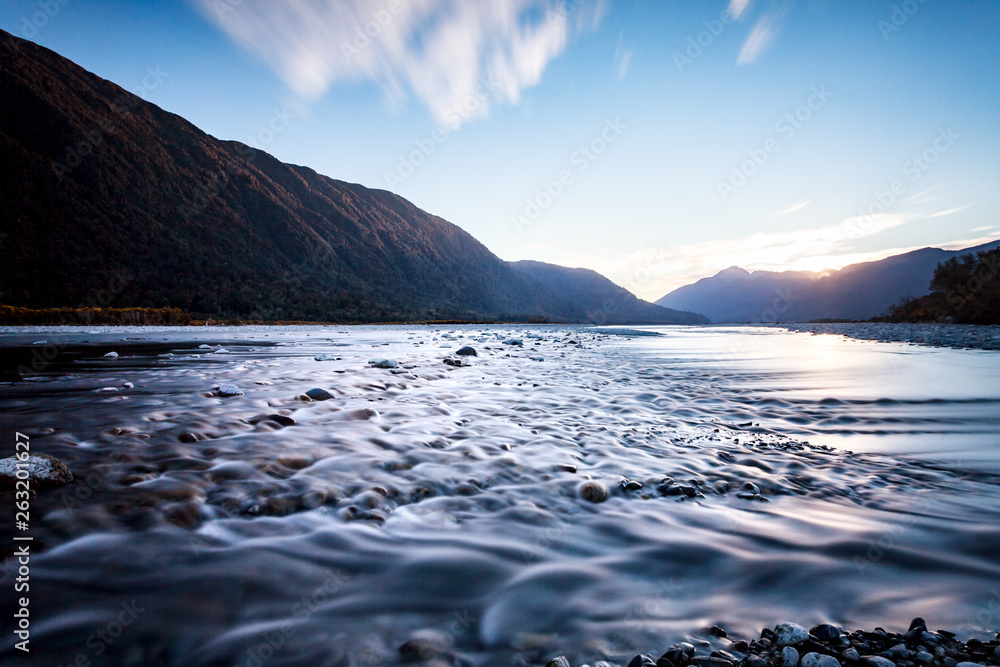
104;351;119;358
216;384;243;397
0;454;73;489
774;622;810;646
121;381;134;389
214;348;230;354
198;344;213;349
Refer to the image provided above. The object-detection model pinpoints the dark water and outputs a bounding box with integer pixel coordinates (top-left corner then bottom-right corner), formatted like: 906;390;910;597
1;325;998;667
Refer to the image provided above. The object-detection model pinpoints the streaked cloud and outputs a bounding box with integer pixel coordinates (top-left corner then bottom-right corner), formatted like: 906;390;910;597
773;200;810;217
728;0;753;21
191;0;607;125
614;35;632;80
922;204;974;219
737;0;794;65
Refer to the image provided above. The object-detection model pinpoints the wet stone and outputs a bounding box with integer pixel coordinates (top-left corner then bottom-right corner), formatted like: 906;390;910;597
775;623;811;646
801;653;841;667
456;346;477;356
305;387;333;401
578;480;609;503
0;453;73;491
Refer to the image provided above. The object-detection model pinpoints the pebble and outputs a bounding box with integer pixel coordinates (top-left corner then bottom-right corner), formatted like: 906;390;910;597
456;346;477;356
578;480;609;503
216;384;243;397
104;351;118;357
503;338;523;346
774;623;810;646
842;648;860;662
304;387;333;401
198;344;213;349
782;646;801;667
314;354;339;361
801;653;840;667
213;348;230;354
862;657;896;667
914;652;933;663
368;358;398;369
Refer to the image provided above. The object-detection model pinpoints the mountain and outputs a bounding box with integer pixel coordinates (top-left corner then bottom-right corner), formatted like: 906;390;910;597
656;240;1000;323
0;30;594;323
509;261;708;324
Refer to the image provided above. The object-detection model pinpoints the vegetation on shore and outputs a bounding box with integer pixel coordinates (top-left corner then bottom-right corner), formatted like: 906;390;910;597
879;248;1000;325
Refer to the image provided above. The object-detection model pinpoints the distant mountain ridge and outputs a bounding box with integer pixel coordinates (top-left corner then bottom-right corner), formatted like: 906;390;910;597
0;30;707;325
656;240;1000;323
509;261;708;325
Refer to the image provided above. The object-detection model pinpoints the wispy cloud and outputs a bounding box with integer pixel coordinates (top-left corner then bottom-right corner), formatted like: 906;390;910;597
971;225;996;233
773;200;810;217
922;204;974;218
737;0;794;65
191;0;607;125
614;34;632;80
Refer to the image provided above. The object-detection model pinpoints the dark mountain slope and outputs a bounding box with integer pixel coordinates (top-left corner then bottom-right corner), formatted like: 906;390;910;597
0;30;583;322
510;260;708;324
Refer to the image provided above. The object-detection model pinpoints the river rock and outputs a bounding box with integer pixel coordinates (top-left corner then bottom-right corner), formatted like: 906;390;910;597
801;653;840;667
861;657;895;667
369;358;398;369
216;384;243;397
305;387;333;401
546;658;570;667
104;351;118;357
578;480;609;503
782;646;800;667
503;338;523;346
0;453;73;491
811;624;841;640
456;346;477;356
774;623;810;646
842;648;859;662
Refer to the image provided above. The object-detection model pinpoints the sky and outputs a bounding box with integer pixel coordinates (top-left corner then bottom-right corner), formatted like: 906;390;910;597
3;0;999;300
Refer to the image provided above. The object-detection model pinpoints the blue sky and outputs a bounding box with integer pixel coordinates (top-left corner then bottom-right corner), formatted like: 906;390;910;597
3;0;999;299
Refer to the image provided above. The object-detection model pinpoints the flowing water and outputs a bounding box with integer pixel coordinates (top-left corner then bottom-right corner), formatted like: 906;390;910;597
1;325;999;667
